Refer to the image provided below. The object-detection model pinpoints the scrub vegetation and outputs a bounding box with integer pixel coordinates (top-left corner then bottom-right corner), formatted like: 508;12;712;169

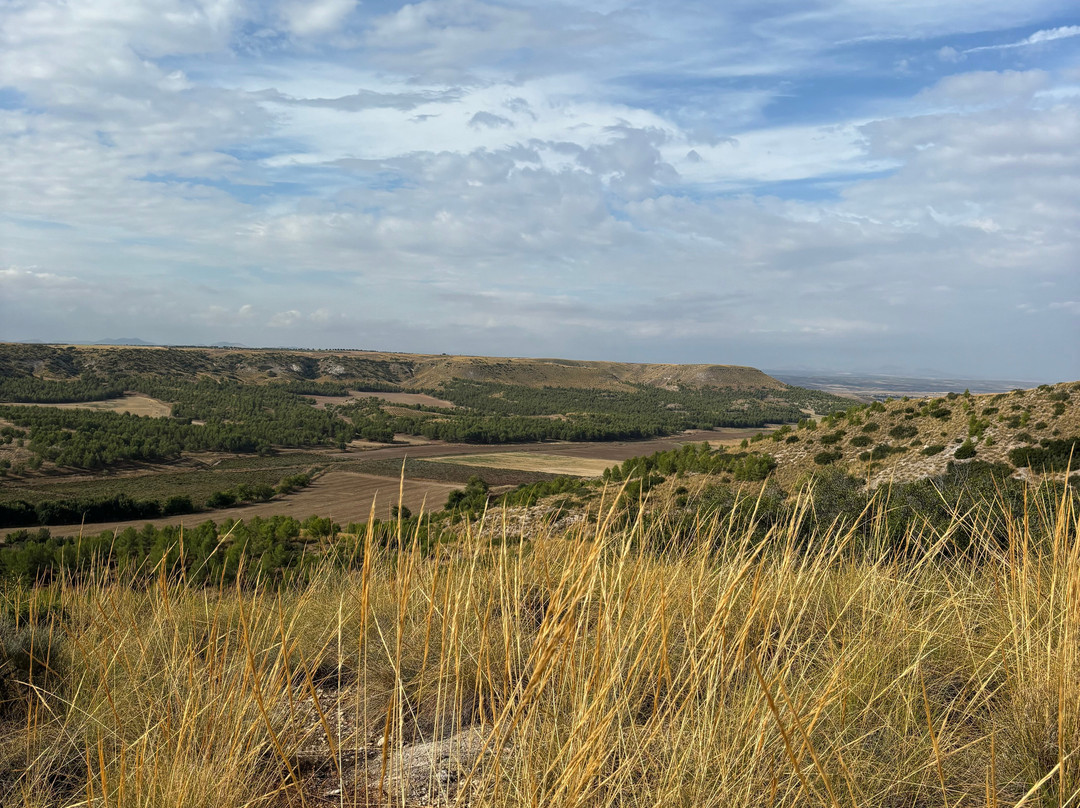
0;474;1076;806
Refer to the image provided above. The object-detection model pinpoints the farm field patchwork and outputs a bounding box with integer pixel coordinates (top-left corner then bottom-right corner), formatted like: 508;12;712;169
8;471;460;538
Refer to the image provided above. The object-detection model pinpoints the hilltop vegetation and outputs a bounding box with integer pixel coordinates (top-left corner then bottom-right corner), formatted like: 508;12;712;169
0;343;785;391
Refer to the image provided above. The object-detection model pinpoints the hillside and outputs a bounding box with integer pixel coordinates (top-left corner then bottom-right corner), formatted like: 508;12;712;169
0;344;783;392
761;382;1079;488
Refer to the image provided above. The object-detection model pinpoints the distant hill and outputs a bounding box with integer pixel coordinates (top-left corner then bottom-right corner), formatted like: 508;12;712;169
95;338;155;346
0;344;785;392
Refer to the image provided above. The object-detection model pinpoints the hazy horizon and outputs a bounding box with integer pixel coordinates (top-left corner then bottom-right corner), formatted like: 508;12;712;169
1;1;1078;380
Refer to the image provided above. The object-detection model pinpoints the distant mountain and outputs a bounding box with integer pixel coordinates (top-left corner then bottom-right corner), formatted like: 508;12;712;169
96;338;155;346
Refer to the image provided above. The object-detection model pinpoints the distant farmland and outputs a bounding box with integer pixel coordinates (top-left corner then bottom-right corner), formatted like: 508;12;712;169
8;393;172;417
427;452;613;477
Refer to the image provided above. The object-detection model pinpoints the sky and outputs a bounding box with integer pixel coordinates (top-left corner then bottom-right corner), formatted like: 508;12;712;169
0;0;1078;381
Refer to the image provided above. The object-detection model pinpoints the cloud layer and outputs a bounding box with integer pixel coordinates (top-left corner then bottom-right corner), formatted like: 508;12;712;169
1;0;1078;379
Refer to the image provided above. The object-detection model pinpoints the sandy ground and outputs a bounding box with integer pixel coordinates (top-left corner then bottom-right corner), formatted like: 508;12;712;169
10;472;461;538
3;394;172;417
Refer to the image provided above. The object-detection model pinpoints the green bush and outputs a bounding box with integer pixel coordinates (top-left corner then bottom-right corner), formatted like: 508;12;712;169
732;453;777;481
954;440;976;460
1008;436;1079;472
868;444;897;461
206;490;237;509
888;424;918;440
162;495;195;516
813;451;842;466
850;435;872;448
819;430;846;446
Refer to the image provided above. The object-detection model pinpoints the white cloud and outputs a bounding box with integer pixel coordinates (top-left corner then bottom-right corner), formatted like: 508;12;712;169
279;0;357;36
0;1;1077;377
269;310;302;327
965;24;1080;52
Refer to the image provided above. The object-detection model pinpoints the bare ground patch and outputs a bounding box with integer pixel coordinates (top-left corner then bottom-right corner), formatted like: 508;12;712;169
6;393;173;417
427;452;612;478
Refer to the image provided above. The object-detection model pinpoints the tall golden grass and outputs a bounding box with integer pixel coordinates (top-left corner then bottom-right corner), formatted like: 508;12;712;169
0;482;1077;807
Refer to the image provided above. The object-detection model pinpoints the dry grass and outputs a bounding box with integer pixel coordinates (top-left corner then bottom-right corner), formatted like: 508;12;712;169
427;452;613;477
0;484;1077;807
9;394;173;418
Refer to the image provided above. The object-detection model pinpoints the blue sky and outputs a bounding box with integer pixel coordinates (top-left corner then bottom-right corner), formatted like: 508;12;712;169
1;0;1078;380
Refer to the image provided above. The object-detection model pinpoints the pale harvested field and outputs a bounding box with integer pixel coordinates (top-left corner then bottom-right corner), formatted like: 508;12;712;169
372;392;455;408
309;391;456;409
22;472;460;538
428;452;613;477
4;394;172;417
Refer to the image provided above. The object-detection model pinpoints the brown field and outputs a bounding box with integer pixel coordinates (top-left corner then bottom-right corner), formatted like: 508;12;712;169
427;452;614;477
309;391;456;409
7;393;172;417
22;471;460;538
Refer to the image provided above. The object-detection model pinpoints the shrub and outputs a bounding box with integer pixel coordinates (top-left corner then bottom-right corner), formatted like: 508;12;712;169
861;422;879;433
732;453;776;481
850;435;872;448
1008;436;1080;471
162;495;195;515
302;515;336;538
921;444;945;456
820;430;846;446
889;424;918;440
868;443;895;461
206;490;237;509
814;450;842;466
954;440;976;460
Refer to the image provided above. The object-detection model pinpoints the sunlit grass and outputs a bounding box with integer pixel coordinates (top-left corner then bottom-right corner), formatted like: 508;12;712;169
0;480;1077;807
